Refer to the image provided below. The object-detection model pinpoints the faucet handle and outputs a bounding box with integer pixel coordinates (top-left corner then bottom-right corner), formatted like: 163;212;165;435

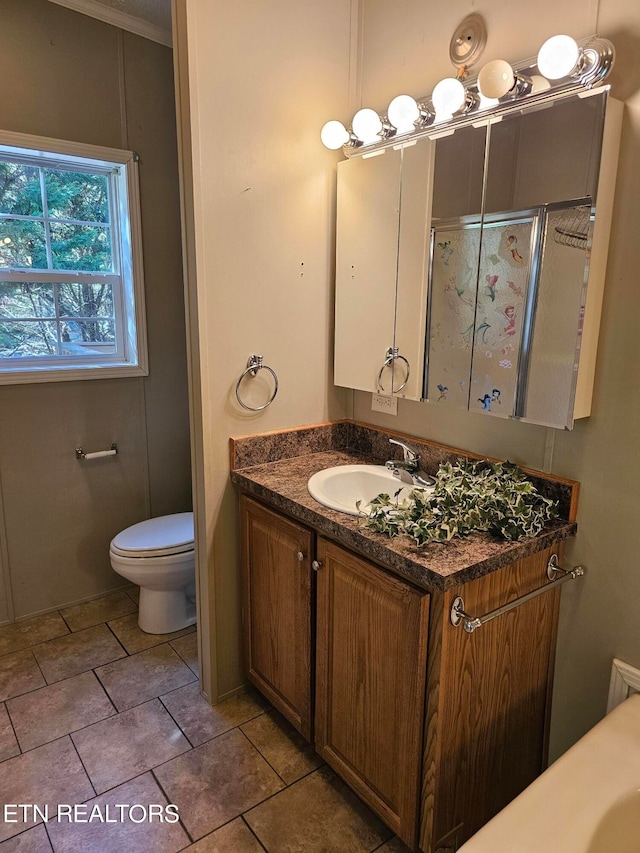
388;438;419;462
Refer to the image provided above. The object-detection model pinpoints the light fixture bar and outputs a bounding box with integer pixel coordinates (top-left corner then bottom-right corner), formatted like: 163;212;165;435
325;34;613;159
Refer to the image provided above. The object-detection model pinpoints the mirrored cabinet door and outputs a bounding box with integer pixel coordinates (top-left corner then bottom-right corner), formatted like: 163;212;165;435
424;89;621;429
480;89;618;428
424;125;487;410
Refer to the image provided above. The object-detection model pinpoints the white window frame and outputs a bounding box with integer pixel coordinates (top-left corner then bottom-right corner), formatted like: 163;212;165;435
0;129;148;384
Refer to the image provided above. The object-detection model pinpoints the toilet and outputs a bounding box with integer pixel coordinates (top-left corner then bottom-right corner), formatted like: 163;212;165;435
109;512;196;635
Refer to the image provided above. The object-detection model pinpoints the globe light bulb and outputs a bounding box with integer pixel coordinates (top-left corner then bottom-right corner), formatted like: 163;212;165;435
431;78;466;121
387;95;420;133
478;59;516;99
351;108;383;144
537;35;580;79
320;120;350;150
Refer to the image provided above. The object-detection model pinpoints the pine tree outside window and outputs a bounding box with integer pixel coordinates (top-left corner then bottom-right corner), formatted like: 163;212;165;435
0;131;147;383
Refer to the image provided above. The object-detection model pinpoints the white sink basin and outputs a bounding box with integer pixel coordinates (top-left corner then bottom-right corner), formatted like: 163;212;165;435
307;464;430;516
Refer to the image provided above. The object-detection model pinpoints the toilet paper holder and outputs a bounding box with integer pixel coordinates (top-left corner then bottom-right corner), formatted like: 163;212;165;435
75;443;118;460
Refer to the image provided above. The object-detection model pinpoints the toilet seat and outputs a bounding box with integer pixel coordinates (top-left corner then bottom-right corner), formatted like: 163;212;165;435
110;512;194;559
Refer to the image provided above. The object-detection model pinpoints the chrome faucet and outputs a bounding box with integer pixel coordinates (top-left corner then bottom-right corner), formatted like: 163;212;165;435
385;439;435;487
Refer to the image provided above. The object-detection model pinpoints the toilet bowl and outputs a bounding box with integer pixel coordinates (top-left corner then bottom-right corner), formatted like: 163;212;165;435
109;512;196;635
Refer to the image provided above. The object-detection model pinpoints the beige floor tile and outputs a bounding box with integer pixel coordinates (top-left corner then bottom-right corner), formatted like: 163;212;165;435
7;671;114;752
108;613;195;655
45;772;189;853
33;625;126;684
241;708;323;784
0;737;93;843
0;825;53;852
170;632;199;675
126;586;140;604
0;613;69;657
155;728;284;841
160;682;265;747
183;818;263;852
72;698;190;794
0;701;19;762
95;643;197;711
244;765;392;853
0;649;45;703
60;591;136;632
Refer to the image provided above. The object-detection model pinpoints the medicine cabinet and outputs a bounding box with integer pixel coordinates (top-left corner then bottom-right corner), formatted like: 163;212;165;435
334;88;622;429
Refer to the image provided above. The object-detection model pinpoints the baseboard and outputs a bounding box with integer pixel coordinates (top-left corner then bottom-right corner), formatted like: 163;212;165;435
4;583;136;624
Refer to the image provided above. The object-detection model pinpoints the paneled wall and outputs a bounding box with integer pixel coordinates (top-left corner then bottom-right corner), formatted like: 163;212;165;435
353;0;640;759
174;0;352;700
0;0;190;621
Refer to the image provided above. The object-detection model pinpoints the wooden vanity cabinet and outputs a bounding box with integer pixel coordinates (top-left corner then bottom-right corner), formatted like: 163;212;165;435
240;495;563;852
240;496;313;739
315;538;430;843
421;548;562;852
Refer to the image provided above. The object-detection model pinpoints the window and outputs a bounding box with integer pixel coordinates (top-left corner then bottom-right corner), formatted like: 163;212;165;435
0;131;147;383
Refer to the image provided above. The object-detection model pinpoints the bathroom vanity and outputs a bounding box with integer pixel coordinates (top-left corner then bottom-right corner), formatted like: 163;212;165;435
230;422;579;852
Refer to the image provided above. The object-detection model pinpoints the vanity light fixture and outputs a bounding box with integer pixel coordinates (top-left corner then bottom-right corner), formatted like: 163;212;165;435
352;108;396;144
321;33;615;153
320;120;352;150
387;94;433;134
477;59;531;100
537;34;615;85
431;77;469;121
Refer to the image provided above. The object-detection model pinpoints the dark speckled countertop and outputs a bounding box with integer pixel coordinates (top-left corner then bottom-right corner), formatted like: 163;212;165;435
230;432;578;591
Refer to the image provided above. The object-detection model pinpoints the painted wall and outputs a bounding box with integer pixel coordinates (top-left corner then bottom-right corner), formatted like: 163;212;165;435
174;0;352;700
0;0;190;620
352;0;640;759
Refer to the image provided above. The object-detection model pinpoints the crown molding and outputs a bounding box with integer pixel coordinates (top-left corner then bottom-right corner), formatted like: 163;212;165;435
47;0;172;48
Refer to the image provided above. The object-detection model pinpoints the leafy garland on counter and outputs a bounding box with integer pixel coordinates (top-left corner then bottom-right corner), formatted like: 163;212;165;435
358;459;558;545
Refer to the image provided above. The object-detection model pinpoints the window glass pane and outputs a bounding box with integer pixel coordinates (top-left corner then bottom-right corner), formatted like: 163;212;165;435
50;223;112;271
0;320;58;357
45;170;109;224
0;220;47;268
59;283;114;318
0;162;43;216
0;282;55;318
61;319;115;352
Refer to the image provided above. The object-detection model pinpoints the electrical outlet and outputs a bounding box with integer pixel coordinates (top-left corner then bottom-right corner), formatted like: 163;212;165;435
371;393;398;415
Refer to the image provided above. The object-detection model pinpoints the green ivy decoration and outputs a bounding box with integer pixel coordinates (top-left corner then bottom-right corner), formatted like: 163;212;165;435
357;459;558;545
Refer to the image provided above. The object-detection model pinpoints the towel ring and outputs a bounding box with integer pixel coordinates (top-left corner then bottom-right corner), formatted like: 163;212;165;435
235;355;279;411
377;347;410;394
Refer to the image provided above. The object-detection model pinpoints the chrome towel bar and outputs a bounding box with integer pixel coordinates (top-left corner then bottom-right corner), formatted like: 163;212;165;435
450;555;585;634
75;443;118;460
235;355;279;411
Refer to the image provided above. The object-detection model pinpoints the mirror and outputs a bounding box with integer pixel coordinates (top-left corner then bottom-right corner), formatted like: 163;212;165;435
334;138;434;400
424;89;620;428
333;89;620;429
425;124;487;410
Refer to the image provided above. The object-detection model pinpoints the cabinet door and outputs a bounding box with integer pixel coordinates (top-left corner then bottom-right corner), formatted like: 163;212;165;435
315;538;430;846
334;148;401;394
240;496;313;739
334;140;434;400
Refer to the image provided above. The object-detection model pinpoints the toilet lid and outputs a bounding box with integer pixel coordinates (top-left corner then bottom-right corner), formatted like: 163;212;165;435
110;512;194;558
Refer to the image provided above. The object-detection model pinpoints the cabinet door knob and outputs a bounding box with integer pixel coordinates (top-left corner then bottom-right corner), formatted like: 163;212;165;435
311;559;323;572
297;551;305;562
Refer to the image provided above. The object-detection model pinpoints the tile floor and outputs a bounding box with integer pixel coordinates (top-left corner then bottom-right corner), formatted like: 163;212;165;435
0;589;408;852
